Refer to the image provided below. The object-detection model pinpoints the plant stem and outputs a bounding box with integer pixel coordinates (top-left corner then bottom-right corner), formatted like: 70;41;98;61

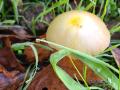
68;56;90;90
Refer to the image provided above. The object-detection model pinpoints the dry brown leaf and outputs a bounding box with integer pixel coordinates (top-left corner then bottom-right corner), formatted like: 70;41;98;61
0;26;32;72
24;42;51;63
0;37;25;72
28;56;101;90
0;25;32;40
59;57;102;82
0;47;25;72
28;65;67;90
0;65;24;90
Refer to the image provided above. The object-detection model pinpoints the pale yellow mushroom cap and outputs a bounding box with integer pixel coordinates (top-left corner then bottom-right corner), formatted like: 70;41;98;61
46;10;110;56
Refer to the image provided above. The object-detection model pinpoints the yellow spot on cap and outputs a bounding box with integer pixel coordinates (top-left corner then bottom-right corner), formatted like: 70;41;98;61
69;16;81;27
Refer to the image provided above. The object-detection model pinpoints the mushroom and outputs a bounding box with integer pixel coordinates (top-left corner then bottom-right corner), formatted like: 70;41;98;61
46;10;110;56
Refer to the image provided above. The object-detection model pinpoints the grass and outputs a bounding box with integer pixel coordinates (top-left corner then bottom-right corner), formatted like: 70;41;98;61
11;0;19;23
68;55;90;90
101;0;109;20
1;0;120;90
36;39;119;90
12;42;43;90
13;39;119;90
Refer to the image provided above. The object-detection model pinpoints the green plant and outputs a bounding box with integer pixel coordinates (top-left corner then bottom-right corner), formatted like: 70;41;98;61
36;39;119;90
2;0;120;89
31;0;69;36
12;42;52;90
11;0;22;23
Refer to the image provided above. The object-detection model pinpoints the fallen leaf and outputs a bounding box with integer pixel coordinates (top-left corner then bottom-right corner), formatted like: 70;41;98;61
0;25;32;71
0;25;32;40
24;42;51;63
59;57;102;82
28;56;101;90
0;65;24;90
28;65;67;90
0;37;25;72
0;47;25;72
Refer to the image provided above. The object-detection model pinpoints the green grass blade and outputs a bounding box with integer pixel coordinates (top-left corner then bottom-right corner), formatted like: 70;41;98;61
103;44;120;53
74;53;118;90
35;0;68;22
110;23;120;34
38;39;119;90
76;0;84;10
101;0;109;20
12;42;53;51
2;20;15;25
38;39;119;74
50;49;87;90
11;0;19;22
84;3;94;11
0;0;3;12
98;0;104;16
12;42;31;50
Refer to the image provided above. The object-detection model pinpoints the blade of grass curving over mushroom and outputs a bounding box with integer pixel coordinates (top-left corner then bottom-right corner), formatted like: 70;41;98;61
37;39;119;90
37;39;119;73
50;49;87;90
50;49;103;90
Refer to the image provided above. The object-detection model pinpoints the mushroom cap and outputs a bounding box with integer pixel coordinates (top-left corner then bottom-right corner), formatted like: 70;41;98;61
46;10;110;56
